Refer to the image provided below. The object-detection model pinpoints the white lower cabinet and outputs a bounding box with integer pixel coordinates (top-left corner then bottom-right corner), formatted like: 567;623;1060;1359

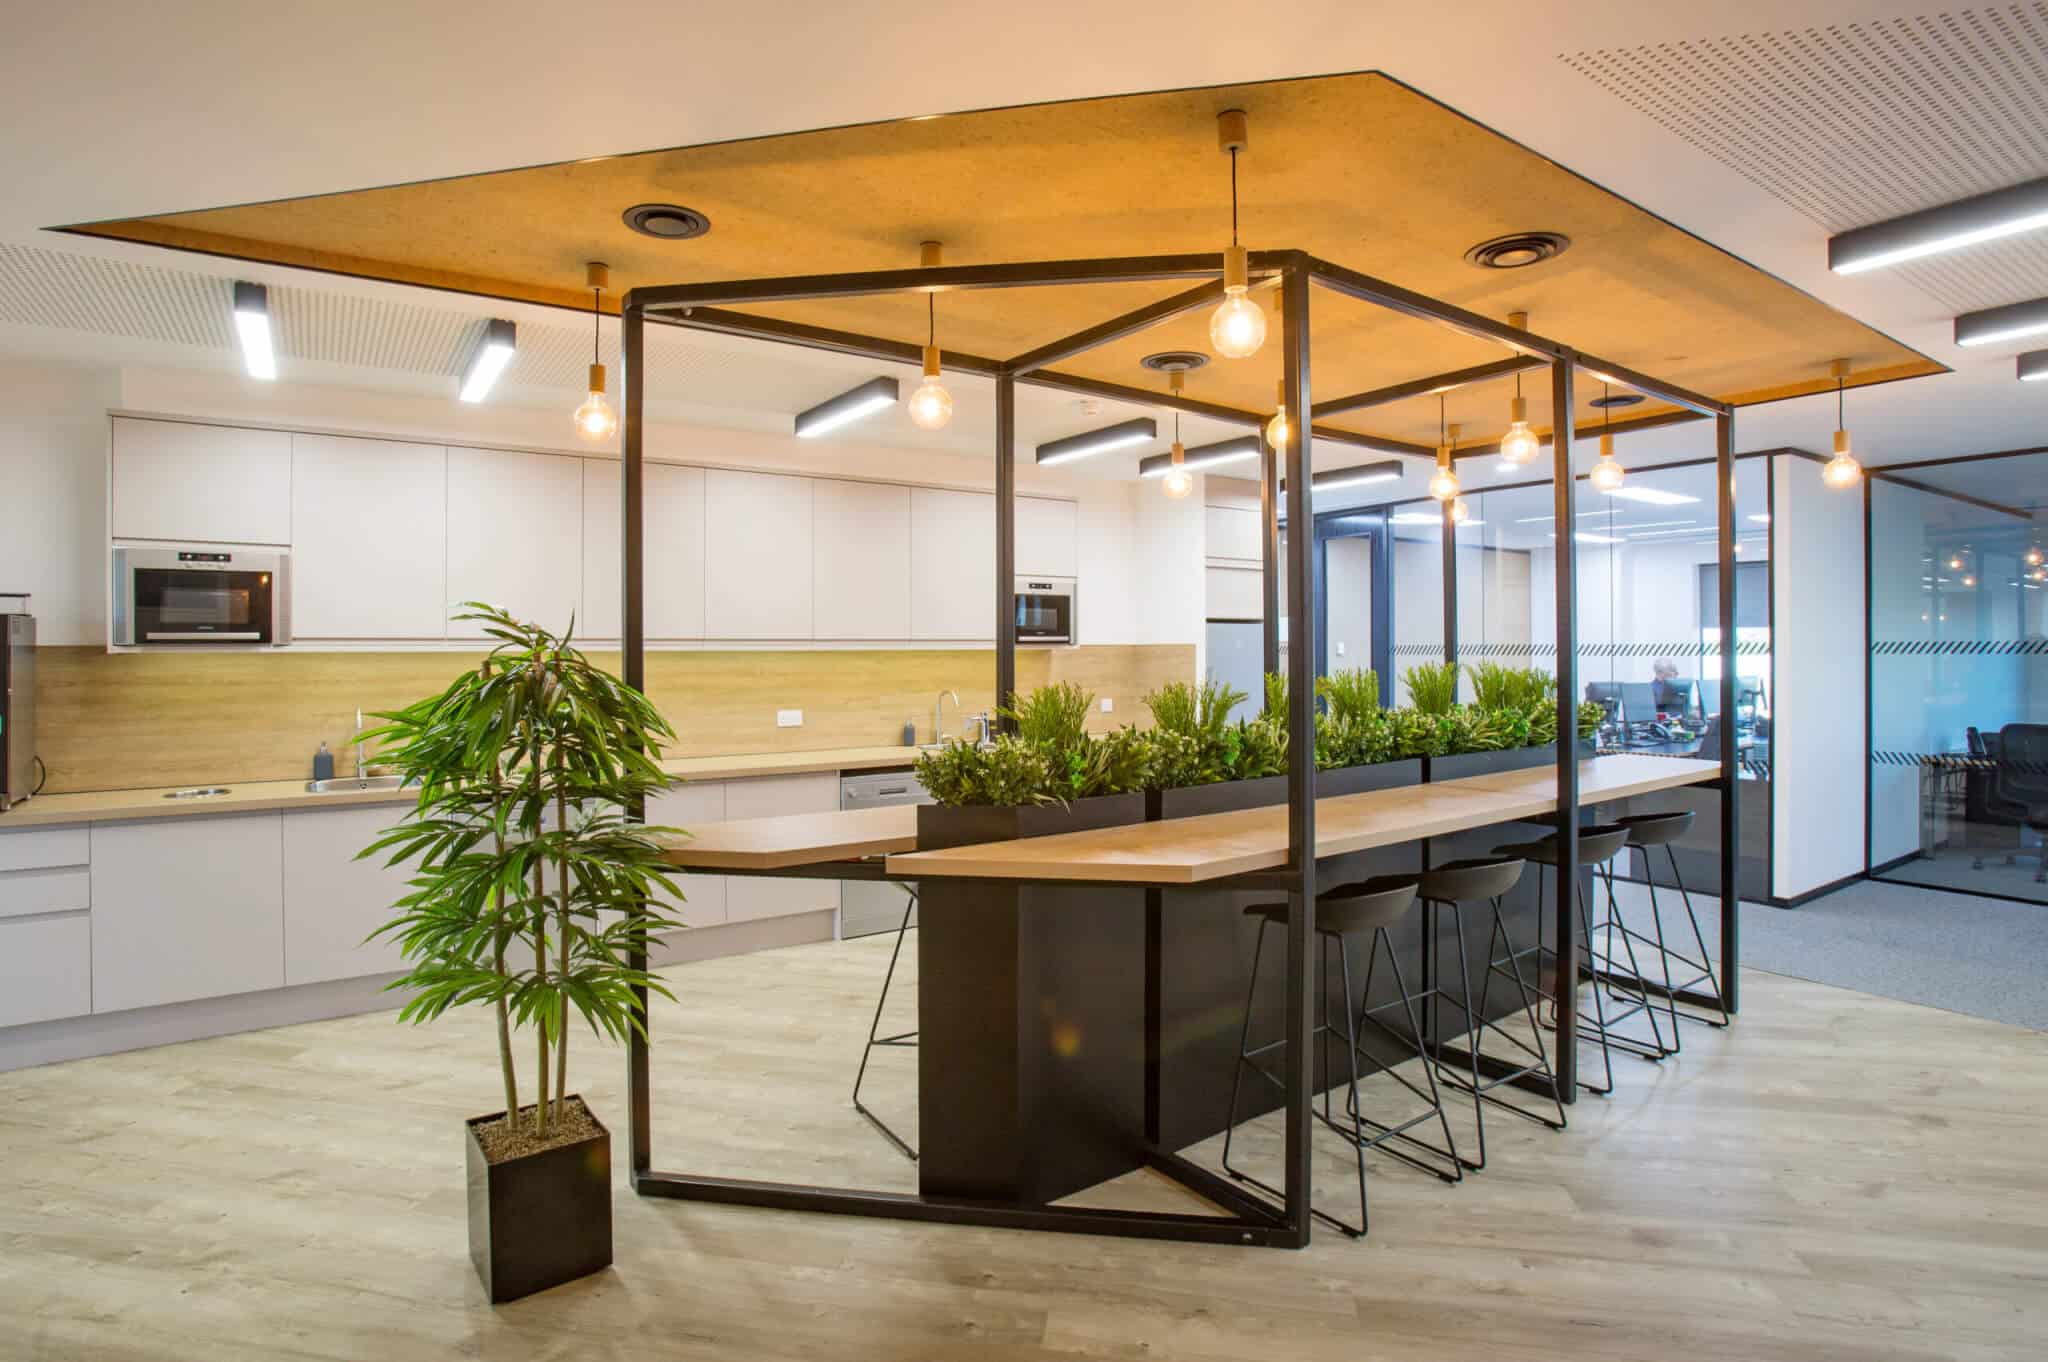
721;772;840;922
282;804;413;986
0;915;92;1028
645;781;727;928
90;814;285;1013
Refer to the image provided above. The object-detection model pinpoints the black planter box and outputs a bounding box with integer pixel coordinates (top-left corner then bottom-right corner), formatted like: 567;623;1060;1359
465;1098;612;1304
915;791;1147;850
1145;757;1422;819
1424;736;1596;784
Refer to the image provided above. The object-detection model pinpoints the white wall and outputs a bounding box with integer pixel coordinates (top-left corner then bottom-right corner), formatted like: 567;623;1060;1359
6;357;1184;651
0;358;119;644
1770;453;1866;899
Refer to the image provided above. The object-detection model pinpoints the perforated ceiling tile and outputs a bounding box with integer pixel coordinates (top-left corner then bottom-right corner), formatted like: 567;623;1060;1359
1561;4;2048;313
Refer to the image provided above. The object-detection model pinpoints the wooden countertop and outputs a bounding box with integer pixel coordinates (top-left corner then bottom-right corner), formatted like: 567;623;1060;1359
656;805;919;870
882;755;1719;886
0;746;922;829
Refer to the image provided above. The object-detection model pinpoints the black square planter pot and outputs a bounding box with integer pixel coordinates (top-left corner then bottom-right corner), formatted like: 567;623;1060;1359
1145;758;1422;820
1424;737;1596;784
915;791;1148;850
465;1098;613;1304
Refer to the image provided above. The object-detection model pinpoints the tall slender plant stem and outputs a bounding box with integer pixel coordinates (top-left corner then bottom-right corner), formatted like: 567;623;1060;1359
490;768;519;1124
553;755;571;1127
531;859;549;1137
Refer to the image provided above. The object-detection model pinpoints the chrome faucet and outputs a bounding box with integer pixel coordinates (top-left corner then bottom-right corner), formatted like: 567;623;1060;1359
932;689;959;745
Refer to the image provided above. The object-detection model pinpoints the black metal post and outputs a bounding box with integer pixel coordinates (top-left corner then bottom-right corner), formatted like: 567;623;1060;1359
1716;411;1741;1013
621;297;651;1174
1550;356;1580;1101
1262;432;1281;674
1279;259;1317;1247
1441;496;1458;671
996;373;1017;720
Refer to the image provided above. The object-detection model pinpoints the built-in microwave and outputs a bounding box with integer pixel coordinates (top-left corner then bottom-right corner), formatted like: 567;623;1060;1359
112;546;290;647
1013;575;1075;646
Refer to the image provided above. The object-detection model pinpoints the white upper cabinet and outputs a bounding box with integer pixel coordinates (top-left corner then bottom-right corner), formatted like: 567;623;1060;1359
581;460;708;640
704;470;814;640
290;434;447;639
446;446;584;638
1016;497;1078;578
910;487;996;640
1205;504;1262;564
812;479;911;640
111;417;292;545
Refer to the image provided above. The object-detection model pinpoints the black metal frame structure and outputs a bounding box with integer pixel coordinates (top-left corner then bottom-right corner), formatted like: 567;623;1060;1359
616;249;1739;1249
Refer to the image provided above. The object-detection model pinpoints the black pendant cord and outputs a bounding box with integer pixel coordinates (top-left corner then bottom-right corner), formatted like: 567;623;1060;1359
592;286;602;366
928;292;936;349
1837;375;1845;428
1438;393;1446;446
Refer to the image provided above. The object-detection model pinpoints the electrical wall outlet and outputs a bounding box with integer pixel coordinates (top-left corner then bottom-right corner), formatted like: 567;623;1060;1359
776;709;803;728
1100;697;1114;713
1335;641;1346;657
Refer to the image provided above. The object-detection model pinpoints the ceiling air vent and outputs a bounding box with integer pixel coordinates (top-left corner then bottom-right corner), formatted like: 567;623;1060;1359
1464;232;1571;269
622;204;712;240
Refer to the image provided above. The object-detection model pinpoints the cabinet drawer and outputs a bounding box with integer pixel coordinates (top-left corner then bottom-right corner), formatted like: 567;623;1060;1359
0;915;92;1028
0;827;90;873
0;867;91;920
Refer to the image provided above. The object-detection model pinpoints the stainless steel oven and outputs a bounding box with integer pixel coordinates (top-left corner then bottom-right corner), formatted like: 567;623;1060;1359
1013;575;1075;645
112;546;290;647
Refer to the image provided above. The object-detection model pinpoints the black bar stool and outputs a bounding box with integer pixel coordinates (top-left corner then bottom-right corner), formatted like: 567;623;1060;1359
1492;822;1670;1097
1413;856;1567;1172
1612;811;1730;1042
851;886;918;1161
1220;878;1461;1240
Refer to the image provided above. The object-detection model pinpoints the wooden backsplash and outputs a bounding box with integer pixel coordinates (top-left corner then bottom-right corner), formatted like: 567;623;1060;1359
31;644;1195;793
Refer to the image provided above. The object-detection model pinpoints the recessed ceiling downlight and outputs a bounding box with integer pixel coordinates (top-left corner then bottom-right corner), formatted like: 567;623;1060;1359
622;203;712;240
1464;231;1570;269
1141;350;1210;373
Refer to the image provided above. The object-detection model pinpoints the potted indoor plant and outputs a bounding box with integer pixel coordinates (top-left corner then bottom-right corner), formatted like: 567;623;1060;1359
362;603;683;1304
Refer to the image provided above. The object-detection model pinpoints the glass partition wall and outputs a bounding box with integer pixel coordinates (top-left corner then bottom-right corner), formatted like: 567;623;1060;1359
1869;450;2048;905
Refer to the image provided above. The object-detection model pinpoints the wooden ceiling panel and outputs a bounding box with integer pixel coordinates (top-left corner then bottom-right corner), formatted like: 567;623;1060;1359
71;71;1940;451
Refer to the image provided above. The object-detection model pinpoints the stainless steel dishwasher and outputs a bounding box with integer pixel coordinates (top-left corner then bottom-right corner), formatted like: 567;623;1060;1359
838;768;930;938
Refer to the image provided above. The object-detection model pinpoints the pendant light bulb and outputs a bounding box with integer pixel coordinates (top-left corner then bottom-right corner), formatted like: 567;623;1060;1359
1207;114;1266;359
1265;379;1288;448
1450;495;1471;524
1163;441;1193;499
1589;440;1625;491
2025;546;2044;567
1499;360;1538;465
572;263;618;442
1823;361;1862;488
908;285;954;431
1429;398;1460;500
574;363;618;440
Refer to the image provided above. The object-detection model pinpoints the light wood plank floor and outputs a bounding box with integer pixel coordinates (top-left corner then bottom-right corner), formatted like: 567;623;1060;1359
2;935;2043;1362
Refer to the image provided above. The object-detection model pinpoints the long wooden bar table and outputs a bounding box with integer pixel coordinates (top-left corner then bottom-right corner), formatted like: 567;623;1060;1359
650;754;1721;1230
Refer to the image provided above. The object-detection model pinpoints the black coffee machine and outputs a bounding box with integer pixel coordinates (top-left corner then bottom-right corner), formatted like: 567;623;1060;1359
0;595;34;811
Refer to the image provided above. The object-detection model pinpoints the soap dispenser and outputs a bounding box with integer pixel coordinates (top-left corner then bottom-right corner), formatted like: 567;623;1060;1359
312;741;335;783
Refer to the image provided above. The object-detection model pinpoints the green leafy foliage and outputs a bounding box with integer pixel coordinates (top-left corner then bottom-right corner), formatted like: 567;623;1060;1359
1403;662;1460;715
1465;662;1553;712
1230;714;1289;780
914;734;1055;807
1577;699;1607;742
1315;667;1380;724
1001;681;1093;754
362;603;683;1140
1262;671;1289;721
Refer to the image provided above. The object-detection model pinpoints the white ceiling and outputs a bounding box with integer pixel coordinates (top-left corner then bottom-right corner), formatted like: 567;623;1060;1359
0;0;2042;476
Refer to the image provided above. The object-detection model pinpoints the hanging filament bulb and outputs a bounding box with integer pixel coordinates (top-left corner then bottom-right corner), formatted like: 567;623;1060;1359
1498;321;1539;465
1161;372;1194;498
572;262;619;441
907;252;954;431
1429;396;1460;501
1207;111;1267;359
1265;378;1288;449
1824;359;1862;488
1450;495;1471;524
1589;384;1624;491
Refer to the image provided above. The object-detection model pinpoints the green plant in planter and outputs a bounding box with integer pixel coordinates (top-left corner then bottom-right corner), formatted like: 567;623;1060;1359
1577;699;1607;742
1403;662;1460;715
1448;705;1515;753
1466;662;1551;713
1230;713;1289;780
1387;705;1455;758
1142;678;1247;789
362;604;682;1143
914;734;1055;807
1261;670;1288;721
1316;667;1381;724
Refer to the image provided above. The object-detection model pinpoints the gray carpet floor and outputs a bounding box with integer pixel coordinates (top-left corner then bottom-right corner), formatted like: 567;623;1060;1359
1607;876;2048;1032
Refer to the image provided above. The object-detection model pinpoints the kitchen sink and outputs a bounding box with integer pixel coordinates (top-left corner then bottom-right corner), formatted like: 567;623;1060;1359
304;774;412;794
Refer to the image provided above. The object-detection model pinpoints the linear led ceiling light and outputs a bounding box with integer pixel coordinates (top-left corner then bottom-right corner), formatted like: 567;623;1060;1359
1828;176;2048;275
458;319;517;403
794;376;899;438
2020;349;2048;383
1600;485;1698;506
232;281;276;381
1138;434;1260;479
1037;417;1157;467
1954;296;2048;348
1390;510;1483;526
1280;460;1405;494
